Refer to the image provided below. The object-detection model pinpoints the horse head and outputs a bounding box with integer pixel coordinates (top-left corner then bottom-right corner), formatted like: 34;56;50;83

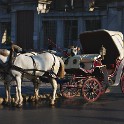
0;49;10;64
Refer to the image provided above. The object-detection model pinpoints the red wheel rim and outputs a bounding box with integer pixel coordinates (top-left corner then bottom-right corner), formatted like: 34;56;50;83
82;78;102;102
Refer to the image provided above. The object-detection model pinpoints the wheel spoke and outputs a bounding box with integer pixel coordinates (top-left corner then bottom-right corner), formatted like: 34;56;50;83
61;81;79;99
85;84;90;88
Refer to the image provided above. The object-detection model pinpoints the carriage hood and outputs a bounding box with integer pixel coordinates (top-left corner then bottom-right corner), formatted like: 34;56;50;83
79;29;124;64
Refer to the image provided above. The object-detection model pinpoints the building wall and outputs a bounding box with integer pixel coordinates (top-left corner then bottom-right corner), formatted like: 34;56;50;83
0;5;10;46
10;1;38;50
38;0;124;50
0;0;124;50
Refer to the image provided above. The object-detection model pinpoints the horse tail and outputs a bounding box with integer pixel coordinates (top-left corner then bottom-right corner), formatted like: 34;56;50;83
57;57;65;78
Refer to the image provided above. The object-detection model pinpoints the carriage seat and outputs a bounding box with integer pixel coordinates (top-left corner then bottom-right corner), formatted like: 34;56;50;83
81;54;101;62
80;54;101;70
63;54;101;70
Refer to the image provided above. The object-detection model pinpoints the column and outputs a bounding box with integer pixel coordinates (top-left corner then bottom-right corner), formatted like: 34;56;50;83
101;15;108;29
78;18;85;35
39;14;44;49
122;9;124;34
78;18;85;48
33;10;39;50
56;20;64;50
0;23;2;47
11;11;16;43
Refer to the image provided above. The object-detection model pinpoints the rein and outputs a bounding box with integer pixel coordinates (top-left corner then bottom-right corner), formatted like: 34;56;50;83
51;54;56;71
48;39;69;57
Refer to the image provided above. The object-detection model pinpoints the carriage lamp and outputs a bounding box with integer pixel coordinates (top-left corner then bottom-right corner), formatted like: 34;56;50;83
37;0;52;14
100;45;106;60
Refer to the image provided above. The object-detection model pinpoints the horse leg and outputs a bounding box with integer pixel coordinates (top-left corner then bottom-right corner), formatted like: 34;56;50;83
3;74;13;105
33;79;40;102
15;86;19;104
15;76;23;107
50;78;57;105
4;82;11;105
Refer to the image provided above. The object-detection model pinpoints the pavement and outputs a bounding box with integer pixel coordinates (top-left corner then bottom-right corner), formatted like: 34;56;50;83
0;80;54;97
108;85;122;93
0;79;122;100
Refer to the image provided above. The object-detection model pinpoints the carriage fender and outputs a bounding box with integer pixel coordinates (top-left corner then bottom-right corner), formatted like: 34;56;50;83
114;58;124;86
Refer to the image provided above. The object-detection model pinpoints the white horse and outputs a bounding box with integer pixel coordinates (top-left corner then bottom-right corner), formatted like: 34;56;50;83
0;49;38;105
0;49;65;107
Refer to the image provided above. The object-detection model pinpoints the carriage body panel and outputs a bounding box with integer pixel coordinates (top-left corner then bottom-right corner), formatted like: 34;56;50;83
61;29;124;102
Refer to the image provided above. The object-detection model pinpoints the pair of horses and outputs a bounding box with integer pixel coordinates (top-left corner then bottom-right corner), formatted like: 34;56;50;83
0;45;65;107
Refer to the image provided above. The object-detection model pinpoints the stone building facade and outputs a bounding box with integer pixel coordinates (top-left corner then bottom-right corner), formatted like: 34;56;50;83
0;0;124;50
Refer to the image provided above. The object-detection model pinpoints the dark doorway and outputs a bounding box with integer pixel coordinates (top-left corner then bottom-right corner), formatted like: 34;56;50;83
17;10;34;50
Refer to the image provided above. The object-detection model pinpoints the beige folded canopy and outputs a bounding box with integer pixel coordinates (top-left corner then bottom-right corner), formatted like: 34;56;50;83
79;29;124;64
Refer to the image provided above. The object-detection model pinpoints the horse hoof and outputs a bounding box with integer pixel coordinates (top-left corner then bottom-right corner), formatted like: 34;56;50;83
7;102;11;106
35;97;40;103
50;103;55;106
2;101;11;106
28;96;35;102
2;101;7;105
12;102;18;107
50;100;55;106
17;103;23;108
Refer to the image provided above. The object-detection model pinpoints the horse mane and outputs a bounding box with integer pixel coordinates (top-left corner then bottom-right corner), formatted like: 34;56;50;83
0;49;10;56
0;44;22;57
57;56;65;78
11;44;22;52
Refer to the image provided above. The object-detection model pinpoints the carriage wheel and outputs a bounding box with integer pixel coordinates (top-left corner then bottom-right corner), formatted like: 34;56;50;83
61;82;79;99
82;78;102;102
120;72;124;93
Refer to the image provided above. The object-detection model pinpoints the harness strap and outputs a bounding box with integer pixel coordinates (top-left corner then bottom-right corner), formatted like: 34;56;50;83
29;56;37;75
51;54;56;71
8;48;13;65
48;54;59;78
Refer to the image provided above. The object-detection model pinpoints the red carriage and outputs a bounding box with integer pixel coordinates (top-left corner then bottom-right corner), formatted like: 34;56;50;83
60;29;124;102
